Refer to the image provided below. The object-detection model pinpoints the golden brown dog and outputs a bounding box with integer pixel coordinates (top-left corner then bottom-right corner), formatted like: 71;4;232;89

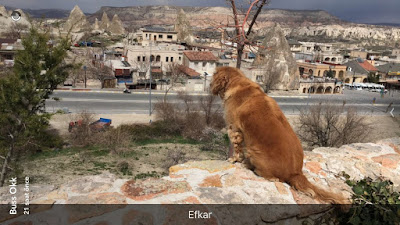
211;67;347;204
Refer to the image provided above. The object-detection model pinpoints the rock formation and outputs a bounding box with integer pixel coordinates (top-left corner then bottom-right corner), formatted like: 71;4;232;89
0;6;30;35
107;14;125;35
253;23;299;90
0;5;8;17
175;9;192;43
65;5;89;32
93;18;99;30
99;11;110;31
1;137;400;224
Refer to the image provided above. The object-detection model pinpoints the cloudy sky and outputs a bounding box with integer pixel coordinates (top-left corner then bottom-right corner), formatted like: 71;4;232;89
0;0;399;24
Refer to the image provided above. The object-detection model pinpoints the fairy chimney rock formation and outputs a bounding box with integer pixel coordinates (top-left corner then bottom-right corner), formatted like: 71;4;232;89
65;5;89;32
99;11;110;31
93;18;100;30
107;14;126;35
253;23;299;90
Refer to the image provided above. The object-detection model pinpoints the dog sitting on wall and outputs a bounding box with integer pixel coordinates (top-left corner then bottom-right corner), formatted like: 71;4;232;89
210;66;348;204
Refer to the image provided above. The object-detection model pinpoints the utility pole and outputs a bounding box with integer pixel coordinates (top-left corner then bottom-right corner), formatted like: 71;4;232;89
149;41;152;116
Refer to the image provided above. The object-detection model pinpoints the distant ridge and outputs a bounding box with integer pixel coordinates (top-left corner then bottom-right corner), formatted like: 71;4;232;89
364;22;400;27
4;5;87;18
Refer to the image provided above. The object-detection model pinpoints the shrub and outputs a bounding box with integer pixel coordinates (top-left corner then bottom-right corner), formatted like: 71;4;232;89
154;91;226;142
336;175;400;225
162;149;188;170
69;111;96;146
96;126;132;154
298;103;370;148
199;127;230;159
117;161;131;175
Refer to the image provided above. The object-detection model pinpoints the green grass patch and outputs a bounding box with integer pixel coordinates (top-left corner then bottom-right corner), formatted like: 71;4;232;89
29;147;82;160
93;162;107;169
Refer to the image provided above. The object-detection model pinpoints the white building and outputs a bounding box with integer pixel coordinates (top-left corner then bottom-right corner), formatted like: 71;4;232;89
182;51;218;76
125;43;185;78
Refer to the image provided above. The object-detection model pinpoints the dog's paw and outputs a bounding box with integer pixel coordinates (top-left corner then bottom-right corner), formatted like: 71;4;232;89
228;157;238;163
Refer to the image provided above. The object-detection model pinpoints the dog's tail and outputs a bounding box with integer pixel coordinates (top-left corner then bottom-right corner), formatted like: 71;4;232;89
288;174;348;205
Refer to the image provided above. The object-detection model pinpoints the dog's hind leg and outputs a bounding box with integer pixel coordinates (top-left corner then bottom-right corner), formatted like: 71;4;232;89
227;125;244;163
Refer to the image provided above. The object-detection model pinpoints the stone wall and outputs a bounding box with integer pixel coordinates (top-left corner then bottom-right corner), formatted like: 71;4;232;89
1;138;399;224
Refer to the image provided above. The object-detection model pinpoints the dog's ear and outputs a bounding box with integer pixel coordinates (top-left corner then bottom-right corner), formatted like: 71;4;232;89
211;68;229;96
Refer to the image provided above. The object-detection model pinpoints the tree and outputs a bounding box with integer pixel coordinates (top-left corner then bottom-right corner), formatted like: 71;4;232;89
326;69;334;78
163;63;184;102
90;62;113;89
226;0;271;68
262;69;281;93
368;72;379;83
0;27;72;187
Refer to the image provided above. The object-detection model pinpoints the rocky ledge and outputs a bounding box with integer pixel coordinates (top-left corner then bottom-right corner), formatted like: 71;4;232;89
1;138;400;224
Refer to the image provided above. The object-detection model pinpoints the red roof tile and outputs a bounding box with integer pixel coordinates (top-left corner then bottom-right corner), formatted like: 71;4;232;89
178;65;201;77
183;51;217;62
359;60;378;72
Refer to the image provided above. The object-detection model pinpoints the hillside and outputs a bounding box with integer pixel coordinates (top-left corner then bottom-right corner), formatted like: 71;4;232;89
4;5;71;19
88;5;345;31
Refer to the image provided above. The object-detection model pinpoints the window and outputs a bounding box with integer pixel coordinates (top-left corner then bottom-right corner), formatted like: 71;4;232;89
203;62;207;67
256;75;263;82
159;34;163;39
167;35;173;39
171;57;174;62
137;56;141;62
194;62;199;66
142;56;146;61
179;56;181;61
326;47;330;51
166;57;169;62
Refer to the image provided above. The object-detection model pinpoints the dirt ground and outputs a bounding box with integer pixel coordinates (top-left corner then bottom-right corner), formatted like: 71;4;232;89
24;142;225;187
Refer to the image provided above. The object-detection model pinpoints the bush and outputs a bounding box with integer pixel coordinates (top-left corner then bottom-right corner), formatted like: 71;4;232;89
117;161;131;175
95;126;132;154
69;111;96;146
199;127;230;159
298;103;370;148
336;175;400;225
162;149;188;170
154;91;226;142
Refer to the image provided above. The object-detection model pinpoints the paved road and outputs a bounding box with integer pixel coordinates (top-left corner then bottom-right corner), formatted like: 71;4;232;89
46;89;399;115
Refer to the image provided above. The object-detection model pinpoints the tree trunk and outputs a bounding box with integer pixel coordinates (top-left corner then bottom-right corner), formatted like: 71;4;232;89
236;44;244;69
0;142;13;187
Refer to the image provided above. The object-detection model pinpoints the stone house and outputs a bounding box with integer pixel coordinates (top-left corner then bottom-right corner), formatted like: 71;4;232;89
376;63;400;89
0;39;23;67
182;51;218;76
125;43;185;79
296;62;347;80
343;59;377;83
141;30;178;46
